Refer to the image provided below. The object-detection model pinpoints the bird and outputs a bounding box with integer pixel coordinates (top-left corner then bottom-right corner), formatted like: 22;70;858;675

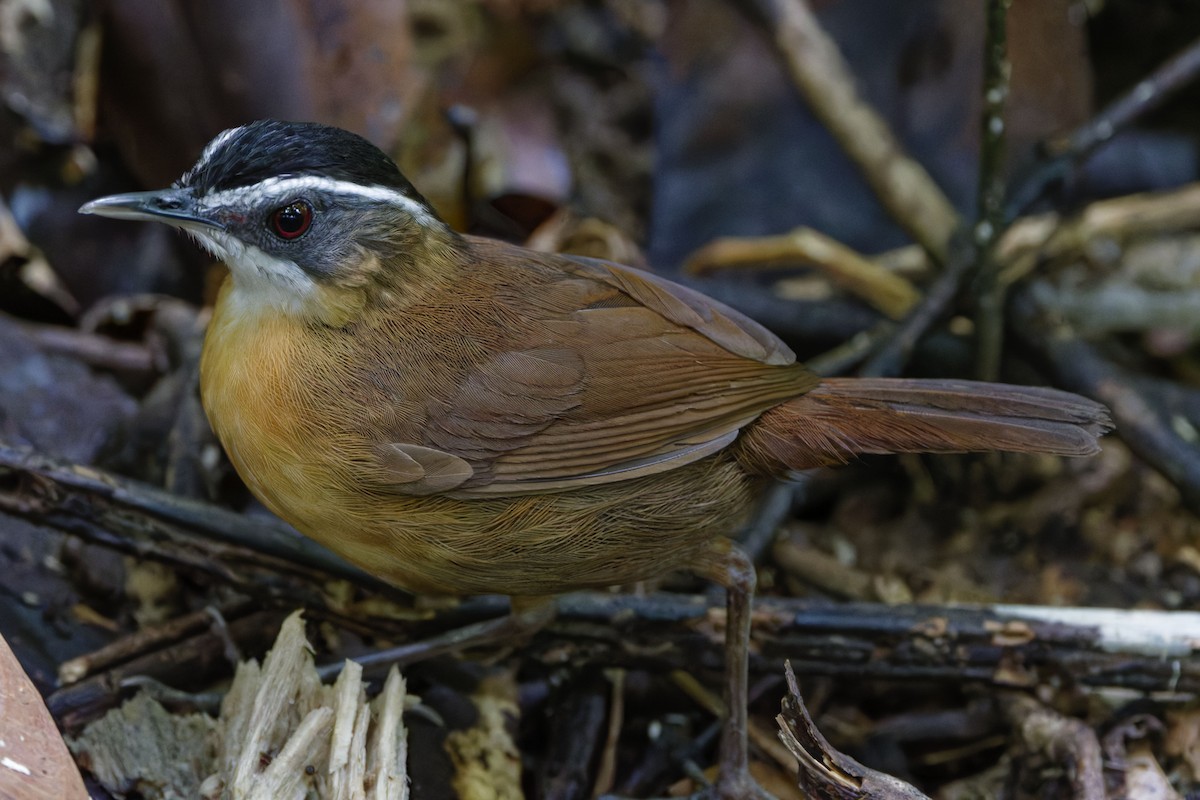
81;119;1110;798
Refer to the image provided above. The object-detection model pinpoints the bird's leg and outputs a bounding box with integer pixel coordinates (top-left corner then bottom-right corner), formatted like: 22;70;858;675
692;541;775;800
317;595;555;680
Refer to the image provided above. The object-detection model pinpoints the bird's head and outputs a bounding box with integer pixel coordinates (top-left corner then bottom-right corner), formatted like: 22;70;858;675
81;120;456;324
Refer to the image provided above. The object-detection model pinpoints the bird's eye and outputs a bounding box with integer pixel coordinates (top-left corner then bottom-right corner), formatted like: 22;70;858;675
270;201;313;240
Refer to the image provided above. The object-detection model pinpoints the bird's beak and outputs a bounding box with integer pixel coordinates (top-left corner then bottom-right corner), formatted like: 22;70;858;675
79;188;222;230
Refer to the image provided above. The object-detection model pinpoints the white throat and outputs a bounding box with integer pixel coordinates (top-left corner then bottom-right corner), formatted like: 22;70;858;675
192;229;319;317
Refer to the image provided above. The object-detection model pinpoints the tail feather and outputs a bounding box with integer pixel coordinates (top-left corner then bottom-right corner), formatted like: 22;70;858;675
736;378;1112;474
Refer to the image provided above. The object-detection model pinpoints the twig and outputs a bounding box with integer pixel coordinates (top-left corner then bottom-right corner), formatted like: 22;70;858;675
537;671;610;799
591;668;625;796
738;481;797;564
859;234;974;378
1000;693;1105;800
820;184;1200;379
683;277;975;377
1029;281;1200;336
688;180;1200;375
683;227;920;319
51;588;1200;739
49;610;288;732
804;321;894;377
0;439;393;594
972;0;1011;382
3;313;160;375
1011;290;1200;514
58;601;253;685
999;181;1200;285
544;593;1200;694
1008;35;1200;218
749;0;959;263
975;0;1010;234
670;670;797;775
772;536;875;601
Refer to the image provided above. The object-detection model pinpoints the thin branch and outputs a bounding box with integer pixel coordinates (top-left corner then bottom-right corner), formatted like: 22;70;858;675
859;233;974;377
0;439;390;593
1030;282;1200;336
738;480;798;564
545;593;1200;694
4;313;160;375
58;601;253;685
683;227;920;319
671;669;797;775
49;610;288;732
972;0;1011;381
1011;290;1200;515
749;0;959;263
804;320;894;377
1008;34;1200;218
52;587;1200;738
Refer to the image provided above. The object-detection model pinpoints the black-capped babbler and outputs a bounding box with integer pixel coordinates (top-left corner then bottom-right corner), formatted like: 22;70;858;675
82;120;1110;799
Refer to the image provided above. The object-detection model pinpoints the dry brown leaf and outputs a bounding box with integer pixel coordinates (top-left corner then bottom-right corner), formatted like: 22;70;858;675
0;631;88;800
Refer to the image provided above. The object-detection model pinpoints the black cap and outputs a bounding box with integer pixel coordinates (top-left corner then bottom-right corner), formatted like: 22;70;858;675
178;120;432;209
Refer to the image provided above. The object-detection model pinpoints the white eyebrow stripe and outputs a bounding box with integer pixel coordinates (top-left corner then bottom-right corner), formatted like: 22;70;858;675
201;175;438;225
177;125;245;187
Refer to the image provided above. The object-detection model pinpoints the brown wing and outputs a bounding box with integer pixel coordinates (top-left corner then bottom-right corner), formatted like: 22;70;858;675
376;243;817;497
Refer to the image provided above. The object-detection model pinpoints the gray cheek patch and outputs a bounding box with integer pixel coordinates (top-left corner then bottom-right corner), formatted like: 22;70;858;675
248;208;368;282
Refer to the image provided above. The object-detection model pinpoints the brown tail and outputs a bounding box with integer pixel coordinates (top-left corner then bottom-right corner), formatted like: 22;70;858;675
736;378;1112;475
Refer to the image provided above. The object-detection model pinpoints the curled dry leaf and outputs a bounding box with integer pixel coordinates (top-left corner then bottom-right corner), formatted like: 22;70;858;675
776;661;931;799
0;631;88;800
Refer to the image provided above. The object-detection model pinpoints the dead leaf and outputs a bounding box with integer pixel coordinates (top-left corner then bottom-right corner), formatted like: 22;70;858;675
0;630;88;800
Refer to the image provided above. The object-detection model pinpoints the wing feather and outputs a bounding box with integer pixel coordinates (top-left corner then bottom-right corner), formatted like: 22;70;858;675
373;245;815;496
